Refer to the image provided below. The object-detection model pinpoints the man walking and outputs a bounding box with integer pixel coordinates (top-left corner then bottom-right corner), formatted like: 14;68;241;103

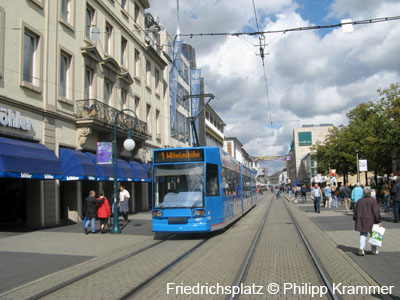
311;184;322;213
392;178;400;223
301;184;307;203
119;185;130;223
324;184;332;208
341;184;352;213
84;190;104;234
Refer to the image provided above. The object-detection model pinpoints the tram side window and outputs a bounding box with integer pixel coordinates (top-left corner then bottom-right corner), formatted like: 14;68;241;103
206;163;219;196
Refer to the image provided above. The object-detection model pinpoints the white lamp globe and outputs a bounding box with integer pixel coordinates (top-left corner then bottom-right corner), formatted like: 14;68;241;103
123;138;135;151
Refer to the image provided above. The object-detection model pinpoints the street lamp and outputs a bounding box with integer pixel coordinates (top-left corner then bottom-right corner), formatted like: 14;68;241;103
356;149;360;183
112;109;138;234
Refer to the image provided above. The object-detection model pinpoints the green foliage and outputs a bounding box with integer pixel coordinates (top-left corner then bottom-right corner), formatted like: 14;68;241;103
312;83;400;178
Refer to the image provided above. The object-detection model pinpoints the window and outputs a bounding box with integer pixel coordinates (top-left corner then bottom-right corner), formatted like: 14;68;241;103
105;23;113;55
146;104;151;133
104;80;113;105
121;89;127;109
60;0;72;24
22;29;40;87
121;37;127;67
134;96;140;118
84;66;94;99
155;69;160;93
121;0;127;10
206;164;219;196
59;51;72;99
134;4;140;24
156;110;160;138
153;163;204;208
146;60;151;87
134;50;140;77
84;66;94;106
85;5;95;40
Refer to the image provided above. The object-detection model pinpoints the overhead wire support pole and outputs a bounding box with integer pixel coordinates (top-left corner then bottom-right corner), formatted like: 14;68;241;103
183;94;216;147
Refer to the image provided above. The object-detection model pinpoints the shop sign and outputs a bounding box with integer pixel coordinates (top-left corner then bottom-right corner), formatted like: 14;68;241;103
0;107;32;131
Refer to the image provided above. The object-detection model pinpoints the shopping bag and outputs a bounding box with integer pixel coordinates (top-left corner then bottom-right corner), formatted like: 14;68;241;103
368;224;385;247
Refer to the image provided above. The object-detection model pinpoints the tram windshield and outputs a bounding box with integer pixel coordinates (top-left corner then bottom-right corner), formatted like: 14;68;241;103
154;163;204;208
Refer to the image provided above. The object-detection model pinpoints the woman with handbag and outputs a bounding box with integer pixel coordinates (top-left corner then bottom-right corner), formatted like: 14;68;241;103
97;192;111;234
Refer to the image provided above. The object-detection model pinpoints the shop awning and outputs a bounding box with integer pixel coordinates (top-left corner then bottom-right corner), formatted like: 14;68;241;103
59;148;98;181
0;137;63;179
84;152;134;182
129;161;151;182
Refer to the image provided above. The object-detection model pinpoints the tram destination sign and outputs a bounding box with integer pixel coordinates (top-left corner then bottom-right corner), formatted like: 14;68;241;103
154;149;204;163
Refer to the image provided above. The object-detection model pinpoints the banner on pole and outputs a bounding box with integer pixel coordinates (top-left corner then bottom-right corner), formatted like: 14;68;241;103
97;142;112;164
169;40;183;132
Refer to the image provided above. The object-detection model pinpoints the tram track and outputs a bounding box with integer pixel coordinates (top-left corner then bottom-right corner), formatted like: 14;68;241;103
227;195;342;300
26;237;174;300
26;195;266;300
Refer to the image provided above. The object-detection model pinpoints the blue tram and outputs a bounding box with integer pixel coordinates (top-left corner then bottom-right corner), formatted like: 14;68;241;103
152;147;258;233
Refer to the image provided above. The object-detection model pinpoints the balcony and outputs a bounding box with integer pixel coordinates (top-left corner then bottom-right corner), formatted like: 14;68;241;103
75;99;149;139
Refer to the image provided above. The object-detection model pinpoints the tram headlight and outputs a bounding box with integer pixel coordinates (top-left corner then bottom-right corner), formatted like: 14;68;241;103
152;210;163;217
192;209;206;216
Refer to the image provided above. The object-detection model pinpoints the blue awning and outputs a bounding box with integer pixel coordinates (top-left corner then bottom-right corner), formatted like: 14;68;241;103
59;148;98;181
0;137;63;180
129;161;151;182
84;152;134;182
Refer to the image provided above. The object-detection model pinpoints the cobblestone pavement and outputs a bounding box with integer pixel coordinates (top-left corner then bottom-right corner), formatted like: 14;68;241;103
288;194;399;299
132;195;272;300
1;194;396;300
241;197;329;300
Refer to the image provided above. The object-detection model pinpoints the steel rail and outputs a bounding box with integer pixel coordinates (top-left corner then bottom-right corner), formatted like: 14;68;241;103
283;198;342;300
226;195;274;300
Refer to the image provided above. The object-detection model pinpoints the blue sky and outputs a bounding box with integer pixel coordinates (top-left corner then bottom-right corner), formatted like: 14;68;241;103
149;0;400;174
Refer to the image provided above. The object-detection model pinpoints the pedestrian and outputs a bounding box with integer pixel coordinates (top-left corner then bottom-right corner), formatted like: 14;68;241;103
97;191;111;233
392;178;400;223
324;184;332;208
341;183;352;213
382;183;391;213
332;186;338;208
84;190;104;234
301;184;307;203
119;185;130;223
353;186;382;255
311;183;322;213
351;182;364;210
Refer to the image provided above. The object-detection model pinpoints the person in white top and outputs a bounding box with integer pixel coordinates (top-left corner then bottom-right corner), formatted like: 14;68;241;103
119;185;130;223
311;183;322;213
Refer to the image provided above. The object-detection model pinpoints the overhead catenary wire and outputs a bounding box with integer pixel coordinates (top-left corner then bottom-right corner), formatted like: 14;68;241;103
179;16;400;38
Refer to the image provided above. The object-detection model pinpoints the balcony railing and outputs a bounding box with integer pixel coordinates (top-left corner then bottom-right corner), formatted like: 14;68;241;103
76;99;148;136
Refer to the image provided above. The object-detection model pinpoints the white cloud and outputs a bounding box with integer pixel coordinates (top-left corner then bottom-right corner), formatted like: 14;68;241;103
148;0;400;164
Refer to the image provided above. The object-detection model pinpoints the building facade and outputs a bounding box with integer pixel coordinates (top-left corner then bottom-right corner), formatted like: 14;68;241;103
0;0;168;228
287;124;333;185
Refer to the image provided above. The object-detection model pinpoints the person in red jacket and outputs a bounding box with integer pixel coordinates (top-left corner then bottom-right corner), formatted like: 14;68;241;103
97;192;111;234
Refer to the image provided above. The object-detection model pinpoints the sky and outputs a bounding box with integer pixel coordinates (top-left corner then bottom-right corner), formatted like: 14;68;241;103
148;0;400;174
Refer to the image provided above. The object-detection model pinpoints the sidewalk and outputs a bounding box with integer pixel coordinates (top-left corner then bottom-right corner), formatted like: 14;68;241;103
0;212;154;295
287;194;400;299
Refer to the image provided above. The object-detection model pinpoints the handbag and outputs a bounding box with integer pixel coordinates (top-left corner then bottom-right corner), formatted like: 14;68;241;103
368;224;385;247
107;216;112;228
